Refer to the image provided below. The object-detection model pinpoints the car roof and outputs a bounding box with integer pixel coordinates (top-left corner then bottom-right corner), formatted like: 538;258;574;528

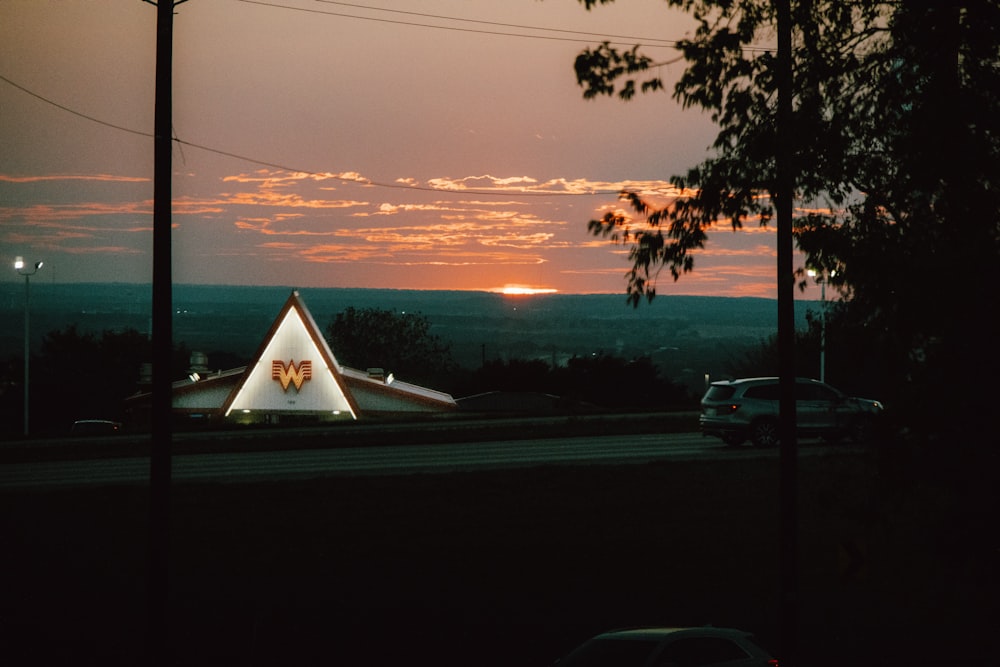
710;376;823;386
596;627;753;640
710;377;776;385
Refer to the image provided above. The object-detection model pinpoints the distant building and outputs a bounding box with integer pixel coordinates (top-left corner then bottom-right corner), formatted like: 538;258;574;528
124;290;456;429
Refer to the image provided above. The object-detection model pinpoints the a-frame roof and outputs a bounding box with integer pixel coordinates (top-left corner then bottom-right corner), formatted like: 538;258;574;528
221;290;361;418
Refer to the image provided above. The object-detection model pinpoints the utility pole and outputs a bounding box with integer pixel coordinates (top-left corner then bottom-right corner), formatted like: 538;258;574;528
14;257;43;437
145;0;186;664
775;0;799;664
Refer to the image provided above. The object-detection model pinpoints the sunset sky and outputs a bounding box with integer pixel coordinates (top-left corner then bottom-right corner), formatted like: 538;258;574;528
1;0;820;299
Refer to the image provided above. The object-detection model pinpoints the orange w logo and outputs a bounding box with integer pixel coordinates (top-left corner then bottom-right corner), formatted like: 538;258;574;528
272;359;312;391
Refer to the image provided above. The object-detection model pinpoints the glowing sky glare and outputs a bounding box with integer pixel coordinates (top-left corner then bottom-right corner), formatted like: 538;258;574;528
0;0;826;300
493;285;560;296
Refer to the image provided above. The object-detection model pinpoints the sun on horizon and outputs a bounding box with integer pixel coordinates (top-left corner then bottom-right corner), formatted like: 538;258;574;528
491;285;559;296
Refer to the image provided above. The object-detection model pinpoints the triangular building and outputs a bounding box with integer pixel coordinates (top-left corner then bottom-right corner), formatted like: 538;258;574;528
125;290;457;428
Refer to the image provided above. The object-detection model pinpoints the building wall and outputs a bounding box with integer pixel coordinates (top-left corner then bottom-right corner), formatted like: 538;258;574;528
227;309;354;415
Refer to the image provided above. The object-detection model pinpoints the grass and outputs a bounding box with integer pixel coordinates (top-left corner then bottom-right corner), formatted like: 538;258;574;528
1;448;993;666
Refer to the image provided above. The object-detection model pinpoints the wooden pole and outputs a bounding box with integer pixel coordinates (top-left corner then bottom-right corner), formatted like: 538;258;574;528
148;0;175;663
775;0;798;664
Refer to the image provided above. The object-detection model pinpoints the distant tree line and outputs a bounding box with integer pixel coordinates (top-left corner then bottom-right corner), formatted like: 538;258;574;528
0;325;237;437
456;354;691;411
326;307;691;410
0;307;694;436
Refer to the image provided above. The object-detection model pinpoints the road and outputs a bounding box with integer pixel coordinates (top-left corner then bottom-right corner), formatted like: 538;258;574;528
0;431;852;489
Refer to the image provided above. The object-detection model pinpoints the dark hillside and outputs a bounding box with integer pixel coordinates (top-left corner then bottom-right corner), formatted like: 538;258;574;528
0;283;818;390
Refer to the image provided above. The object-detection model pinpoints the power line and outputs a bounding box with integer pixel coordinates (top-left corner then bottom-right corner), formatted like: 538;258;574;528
313;0;773;54
0;74;152;139
239;0;772;54
0;73;622;197
314;0;681;46
237;0;679;49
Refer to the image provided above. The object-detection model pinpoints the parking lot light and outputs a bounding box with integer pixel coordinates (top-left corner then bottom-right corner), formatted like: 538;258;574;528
14;256;44;437
806;268;834;383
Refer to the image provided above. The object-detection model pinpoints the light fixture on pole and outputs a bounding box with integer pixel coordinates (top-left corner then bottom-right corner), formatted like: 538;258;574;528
807;267;834;383
14;256;44;437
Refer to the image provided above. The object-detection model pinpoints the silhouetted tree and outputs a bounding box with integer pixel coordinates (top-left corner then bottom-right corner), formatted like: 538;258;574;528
574;1;1000;437
552;353;688;409
476;358;552;393
723;306;892;399
30;326;148;432
325;307;456;388
451;353;688;410
21;326;199;434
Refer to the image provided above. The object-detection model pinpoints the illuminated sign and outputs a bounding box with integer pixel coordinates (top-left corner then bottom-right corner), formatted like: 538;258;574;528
272;359;312;391
223;292;358;418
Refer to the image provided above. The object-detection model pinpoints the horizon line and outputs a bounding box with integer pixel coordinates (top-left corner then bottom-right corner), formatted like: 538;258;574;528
0;279;804;300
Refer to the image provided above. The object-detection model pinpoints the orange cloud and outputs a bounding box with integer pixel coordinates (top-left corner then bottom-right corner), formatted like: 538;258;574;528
478;233;556;248
61;244;144;255
0;173;149;183
217;190;368;209
414;174;689;197
358;202;464;216
3;163;802;296
222;169;371;187
1;201;152;224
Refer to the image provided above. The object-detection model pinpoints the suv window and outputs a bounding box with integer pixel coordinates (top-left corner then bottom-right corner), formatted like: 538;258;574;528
797;382;840;401
653;637;749;666
743;383;780;400
564;638;661;667
705;385;737;401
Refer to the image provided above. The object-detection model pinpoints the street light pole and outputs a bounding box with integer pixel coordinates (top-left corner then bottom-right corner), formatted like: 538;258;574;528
14;256;43;437
807;268;832;383
818;277;826;383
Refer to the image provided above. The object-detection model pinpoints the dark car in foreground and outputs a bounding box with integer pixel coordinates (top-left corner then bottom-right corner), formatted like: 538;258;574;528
556;626;778;667
699;377;883;447
70;419;122;436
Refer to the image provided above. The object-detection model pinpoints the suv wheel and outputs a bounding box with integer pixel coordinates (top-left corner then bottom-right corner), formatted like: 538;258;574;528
750;418;780;447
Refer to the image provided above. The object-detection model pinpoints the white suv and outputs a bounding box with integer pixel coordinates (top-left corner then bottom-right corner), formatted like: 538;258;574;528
699;377;883;447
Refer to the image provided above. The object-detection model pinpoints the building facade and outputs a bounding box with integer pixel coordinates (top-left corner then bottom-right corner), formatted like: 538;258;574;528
124;290;457;428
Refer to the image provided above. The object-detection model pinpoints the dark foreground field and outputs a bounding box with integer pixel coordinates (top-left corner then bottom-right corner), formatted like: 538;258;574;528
1;448;994;666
